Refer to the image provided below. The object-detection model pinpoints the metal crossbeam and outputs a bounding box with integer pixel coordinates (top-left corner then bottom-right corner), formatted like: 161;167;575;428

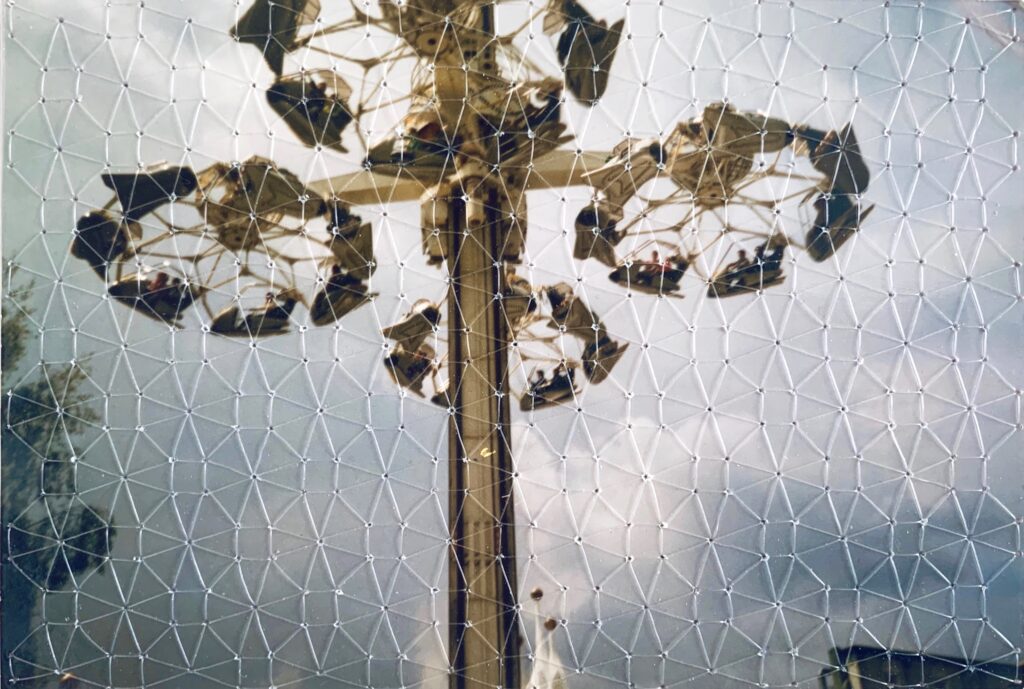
309;149;608;205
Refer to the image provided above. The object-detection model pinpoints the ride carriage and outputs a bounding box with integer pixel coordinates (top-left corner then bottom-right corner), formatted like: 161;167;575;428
210;288;302;337
573;202;627;267
310;266;376;326
107;268;203;325
476;78;569;165
365;104;454;177
608;252;692;295
72;163;199;275
806;195;875;261
198;156;328;251
799;124;874;260
382;299;443;349
101;164;199;222
521;363;580;411
326;202;375;280
582;336;628;385
545;0;625;103
232;0;320;76
385;342;439;397
71;211;134;277
267;69;354;153
502;273;539;335
546;282;606;340
707;242;788;298
204;156;328;220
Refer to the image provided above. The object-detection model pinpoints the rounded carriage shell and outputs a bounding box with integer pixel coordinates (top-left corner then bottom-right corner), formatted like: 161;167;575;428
71;211;131;276
108;272;203;324
101;164;198;222
267;70;353;153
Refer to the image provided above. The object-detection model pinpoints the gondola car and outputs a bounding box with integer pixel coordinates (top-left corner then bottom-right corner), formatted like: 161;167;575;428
232;0;320;76
546;283;605;340
547;1;625;103
382;299;442;349
267;69;353;152
582;336;628;384
326;202;375;280
70;211;133;276
502;272;538;334
385;342;438;397
608;253;691;294
107;270;203;324
210;288;302;337
521;363;580;411
310;267;374;326
706;243;787;298
101;164;199;222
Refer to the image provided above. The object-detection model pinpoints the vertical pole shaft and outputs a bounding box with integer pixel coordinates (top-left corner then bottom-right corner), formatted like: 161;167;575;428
443;7;520;687
447;186;520;689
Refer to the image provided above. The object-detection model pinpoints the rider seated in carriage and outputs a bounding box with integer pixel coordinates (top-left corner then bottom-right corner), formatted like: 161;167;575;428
546;283;605;339
521;362;580;411
582;335;628;385
108;270;201;324
257;292;295;323
311;265;375;326
608;250;691;294
365;105;454;176
210;289;301;337
707;241;788;298
267;69;354;153
383;299;443;350
385;342;437;397
249;290;300;333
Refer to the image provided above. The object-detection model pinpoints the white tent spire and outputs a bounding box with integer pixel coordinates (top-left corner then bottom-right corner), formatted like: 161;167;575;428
525;588;568;689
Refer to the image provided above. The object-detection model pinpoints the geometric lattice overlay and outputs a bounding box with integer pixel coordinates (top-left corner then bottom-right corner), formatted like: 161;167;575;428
3;2;1022;688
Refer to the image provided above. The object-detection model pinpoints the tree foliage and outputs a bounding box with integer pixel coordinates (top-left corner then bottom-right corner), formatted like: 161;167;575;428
2;278;116;677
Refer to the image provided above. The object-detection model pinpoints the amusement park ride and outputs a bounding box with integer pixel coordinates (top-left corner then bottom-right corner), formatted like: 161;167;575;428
68;1;873;687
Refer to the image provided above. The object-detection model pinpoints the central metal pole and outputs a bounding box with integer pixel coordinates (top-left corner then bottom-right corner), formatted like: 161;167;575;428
442;8;520;687
447;185;520;689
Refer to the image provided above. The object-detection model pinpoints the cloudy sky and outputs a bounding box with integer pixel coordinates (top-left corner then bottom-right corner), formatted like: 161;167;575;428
3;1;1023;688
